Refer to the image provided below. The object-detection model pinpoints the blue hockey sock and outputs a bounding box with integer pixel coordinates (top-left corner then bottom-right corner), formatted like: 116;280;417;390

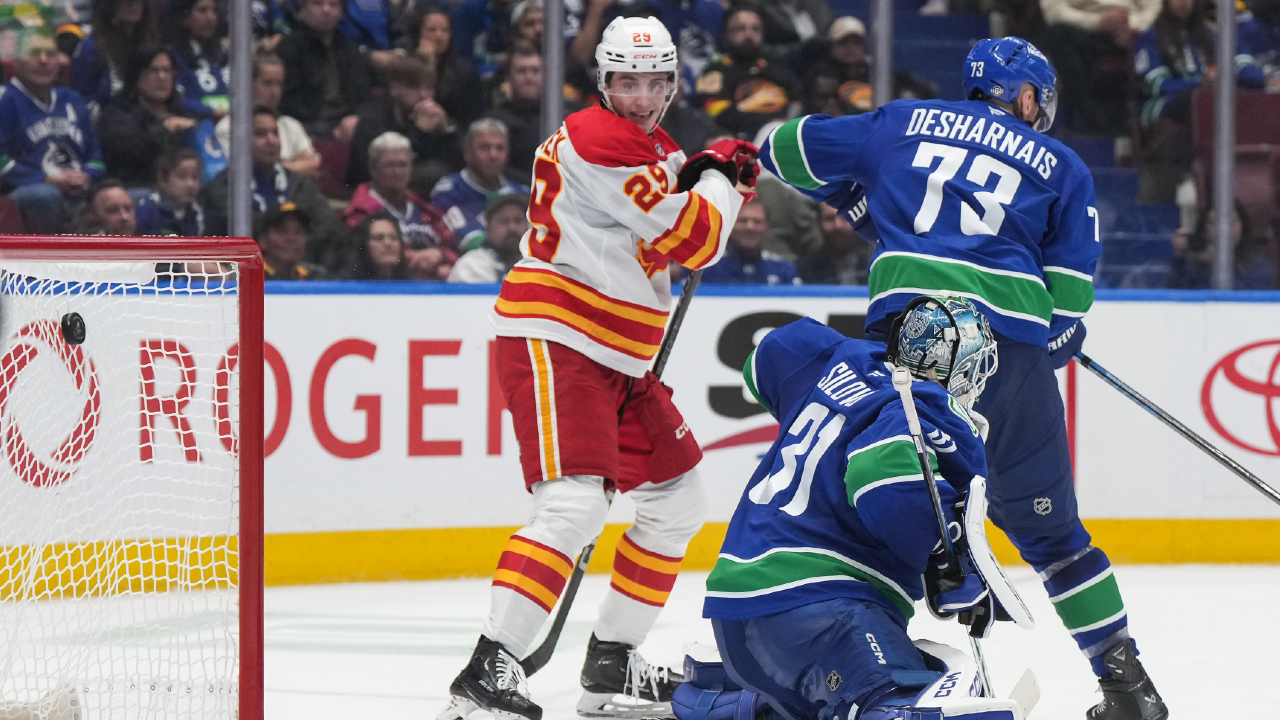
1008;524;1130;679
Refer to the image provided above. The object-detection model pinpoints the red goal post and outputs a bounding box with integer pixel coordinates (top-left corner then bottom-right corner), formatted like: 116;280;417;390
0;236;263;720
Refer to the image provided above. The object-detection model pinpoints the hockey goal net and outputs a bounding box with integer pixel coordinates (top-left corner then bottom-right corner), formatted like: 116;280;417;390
0;237;263;720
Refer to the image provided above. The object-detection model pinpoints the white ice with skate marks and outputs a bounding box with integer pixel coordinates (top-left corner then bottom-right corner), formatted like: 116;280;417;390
264;565;1280;719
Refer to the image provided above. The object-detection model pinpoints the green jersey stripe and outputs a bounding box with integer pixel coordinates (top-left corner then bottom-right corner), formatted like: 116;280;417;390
845;439;938;506
769;118;825;190
743;349;773;414
1049;571;1125;631
869;253;1053;325
707;547;914;617
1045;268;1095;316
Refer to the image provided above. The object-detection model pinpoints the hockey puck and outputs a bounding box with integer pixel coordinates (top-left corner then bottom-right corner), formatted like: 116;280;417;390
61;312;86;346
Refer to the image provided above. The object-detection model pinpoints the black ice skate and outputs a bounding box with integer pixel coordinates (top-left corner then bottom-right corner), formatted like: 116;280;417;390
578;633;684;718
1086;638;1168;720
439;636;542;720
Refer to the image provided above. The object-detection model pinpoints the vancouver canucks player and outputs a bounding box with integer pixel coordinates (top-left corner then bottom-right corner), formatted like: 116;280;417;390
759;37;1165;719
689;297;1024;720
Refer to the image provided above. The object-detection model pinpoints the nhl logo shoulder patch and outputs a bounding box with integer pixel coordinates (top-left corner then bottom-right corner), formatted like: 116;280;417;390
826;670;842;691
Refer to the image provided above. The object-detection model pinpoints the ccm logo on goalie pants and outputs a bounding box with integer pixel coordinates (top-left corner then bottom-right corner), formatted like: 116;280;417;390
866;634;887;665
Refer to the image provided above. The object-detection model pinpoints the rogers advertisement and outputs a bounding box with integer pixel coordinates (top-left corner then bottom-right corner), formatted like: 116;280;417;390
260;286;1280;536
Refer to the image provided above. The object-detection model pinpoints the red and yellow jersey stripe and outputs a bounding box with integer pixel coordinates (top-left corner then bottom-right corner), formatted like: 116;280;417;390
652;192;724;270
491;534;575;612
494;267;670;361
609;533;683;607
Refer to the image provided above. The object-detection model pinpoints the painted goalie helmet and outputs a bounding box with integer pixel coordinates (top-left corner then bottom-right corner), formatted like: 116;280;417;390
888;296;998;406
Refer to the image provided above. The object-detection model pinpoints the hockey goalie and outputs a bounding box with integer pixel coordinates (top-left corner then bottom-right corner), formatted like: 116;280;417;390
674;298;1041;720
440;15;758;720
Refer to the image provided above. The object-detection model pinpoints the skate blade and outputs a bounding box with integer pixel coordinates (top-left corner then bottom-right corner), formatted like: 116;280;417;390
437;696;480;720
576;691;674;719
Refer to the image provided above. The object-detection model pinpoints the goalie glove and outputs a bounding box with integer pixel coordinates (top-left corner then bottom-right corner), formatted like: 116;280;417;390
677;139;759;200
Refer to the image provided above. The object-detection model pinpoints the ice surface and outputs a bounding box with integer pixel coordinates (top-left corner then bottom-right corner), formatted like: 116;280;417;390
265;565;1280;719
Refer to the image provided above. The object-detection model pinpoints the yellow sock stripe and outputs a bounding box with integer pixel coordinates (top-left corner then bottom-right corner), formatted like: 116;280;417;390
616;537;683;575
609;571;672;605
508;538;574;578
492;568;561;609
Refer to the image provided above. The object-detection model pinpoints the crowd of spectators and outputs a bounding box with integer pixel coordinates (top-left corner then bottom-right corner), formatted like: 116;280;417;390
0;0;1273;288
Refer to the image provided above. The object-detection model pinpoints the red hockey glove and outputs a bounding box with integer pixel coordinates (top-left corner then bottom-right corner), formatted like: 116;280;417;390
676;139;760;197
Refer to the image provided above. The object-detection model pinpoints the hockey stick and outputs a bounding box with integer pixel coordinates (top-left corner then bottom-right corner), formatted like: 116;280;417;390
521;269;705;676
1075;352;1280;508
891;366;995;698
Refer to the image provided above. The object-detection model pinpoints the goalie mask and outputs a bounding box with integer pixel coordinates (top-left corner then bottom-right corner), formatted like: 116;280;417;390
596;16;679;128
888;296;998;407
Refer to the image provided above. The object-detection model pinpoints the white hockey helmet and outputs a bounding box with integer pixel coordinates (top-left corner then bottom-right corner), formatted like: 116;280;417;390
595;16;679;123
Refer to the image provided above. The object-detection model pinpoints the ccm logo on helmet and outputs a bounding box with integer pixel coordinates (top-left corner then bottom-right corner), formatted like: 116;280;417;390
633;53;659;59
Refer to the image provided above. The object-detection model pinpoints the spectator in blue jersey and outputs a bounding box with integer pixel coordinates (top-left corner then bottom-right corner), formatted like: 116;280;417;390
76;179;137;235
431;118;529;243
216;52;322;182
0;32;105;234
277;0;373;142
345;213;411;279
452;0;589;71
1133;0;1265;201
202;107;347;270
797;203;871;285
135;145;206;236
1239;0;1280;83
760;38;1169;718
97;45;200;188
448;192;528;283
401;4;487;130
165;0;230;118
71;0;157;114
256;201;327;280
701;201;801;285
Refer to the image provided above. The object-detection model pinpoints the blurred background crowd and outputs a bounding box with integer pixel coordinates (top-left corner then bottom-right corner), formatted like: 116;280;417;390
0;0;1275;288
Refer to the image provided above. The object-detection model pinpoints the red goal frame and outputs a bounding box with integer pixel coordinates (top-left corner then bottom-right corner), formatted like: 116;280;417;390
0;235;264;720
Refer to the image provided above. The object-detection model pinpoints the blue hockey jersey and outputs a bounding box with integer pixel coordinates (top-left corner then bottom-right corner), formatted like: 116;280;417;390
172;41;230;115
0;80;104;188
430;170;530;242
704;318;988;624
760;100;1100;347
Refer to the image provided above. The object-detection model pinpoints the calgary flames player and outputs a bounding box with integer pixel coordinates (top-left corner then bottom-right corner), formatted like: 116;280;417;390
439;15;759;720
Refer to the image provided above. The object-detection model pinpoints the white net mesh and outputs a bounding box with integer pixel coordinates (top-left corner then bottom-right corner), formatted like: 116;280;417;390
0;261;242;719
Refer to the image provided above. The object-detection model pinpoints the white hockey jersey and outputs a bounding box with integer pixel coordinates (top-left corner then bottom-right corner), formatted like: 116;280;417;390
490;104;744;377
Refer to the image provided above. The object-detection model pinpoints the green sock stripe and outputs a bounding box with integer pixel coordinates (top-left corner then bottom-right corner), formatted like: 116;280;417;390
1051;572;1125;631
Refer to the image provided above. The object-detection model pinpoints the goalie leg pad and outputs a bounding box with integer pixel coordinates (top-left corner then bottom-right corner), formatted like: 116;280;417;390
711;599;941;720
672;648;766;720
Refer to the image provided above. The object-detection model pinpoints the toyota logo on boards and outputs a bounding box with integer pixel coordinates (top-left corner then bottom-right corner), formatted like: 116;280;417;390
1201;339;1280;456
